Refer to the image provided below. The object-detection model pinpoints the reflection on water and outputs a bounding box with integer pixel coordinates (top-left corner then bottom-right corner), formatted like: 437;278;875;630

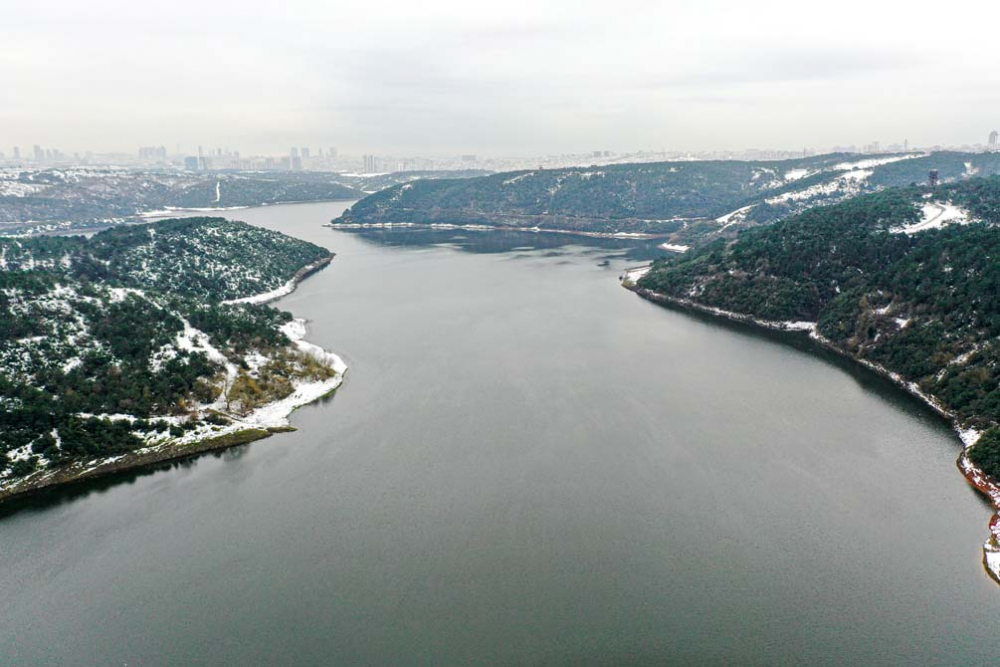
345;227;670;263
0;453;211;520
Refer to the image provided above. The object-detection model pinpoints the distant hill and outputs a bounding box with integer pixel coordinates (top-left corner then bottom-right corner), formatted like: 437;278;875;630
331;152;1000;244
334;169;494;193
1;217;331;301
0;169;362;235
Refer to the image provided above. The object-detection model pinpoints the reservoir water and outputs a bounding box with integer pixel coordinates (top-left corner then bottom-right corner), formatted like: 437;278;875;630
2;202;997;665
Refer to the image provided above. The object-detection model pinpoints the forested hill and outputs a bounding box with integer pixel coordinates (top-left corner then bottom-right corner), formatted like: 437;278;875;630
0;217;331;301
332;152;1000;242
0;169;361;236
0;219;338;493
634;176;1000;480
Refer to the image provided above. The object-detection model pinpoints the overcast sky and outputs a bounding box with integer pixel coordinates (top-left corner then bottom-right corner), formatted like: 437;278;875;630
2;0;999;156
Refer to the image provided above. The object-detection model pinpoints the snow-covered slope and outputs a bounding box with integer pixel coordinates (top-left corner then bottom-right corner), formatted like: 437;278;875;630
0;218;343;495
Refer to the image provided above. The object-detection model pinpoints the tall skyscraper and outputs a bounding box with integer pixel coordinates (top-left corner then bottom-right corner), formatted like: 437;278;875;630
989;130;998;150
12;146;20;160
301;147;310;159
363;154;377;172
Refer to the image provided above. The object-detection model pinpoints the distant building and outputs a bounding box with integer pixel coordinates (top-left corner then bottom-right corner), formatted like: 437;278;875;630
292;156;302;171
363;154;378;172
302;147;310;159
290;147;299;158
138;146;167;160
929;169;939;187
12;146;19;160
329;147;338;158
184;156;199;170
33;145;44;162
989;130;999;150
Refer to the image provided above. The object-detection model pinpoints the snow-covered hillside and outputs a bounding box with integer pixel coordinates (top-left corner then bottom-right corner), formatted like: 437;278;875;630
0;218;343;495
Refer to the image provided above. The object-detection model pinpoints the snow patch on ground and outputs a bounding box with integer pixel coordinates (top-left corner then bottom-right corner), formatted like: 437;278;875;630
231;318;347;430
0;180;48;198
894;202;971;235
840;169;873;182
766;170;871;205
715;205;755;229
621;266;651;285
223;277;298;305
176;317;237;390
986;548;1000;582
502;172;534;186
830;154;923;171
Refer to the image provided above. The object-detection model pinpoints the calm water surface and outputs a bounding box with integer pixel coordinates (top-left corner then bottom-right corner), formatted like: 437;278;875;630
1;202;997;666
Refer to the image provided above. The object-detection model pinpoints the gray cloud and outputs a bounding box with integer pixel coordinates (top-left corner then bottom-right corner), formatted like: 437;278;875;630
2;0;998;154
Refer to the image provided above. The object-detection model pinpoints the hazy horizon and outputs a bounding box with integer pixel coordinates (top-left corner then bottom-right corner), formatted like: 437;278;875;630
4;0;999;156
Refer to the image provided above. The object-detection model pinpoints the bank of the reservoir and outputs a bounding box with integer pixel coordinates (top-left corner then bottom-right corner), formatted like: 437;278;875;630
621;267;1000;585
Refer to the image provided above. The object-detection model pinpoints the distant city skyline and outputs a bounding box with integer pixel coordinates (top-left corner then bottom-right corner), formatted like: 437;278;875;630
3;133;998;168
4;134;1000;164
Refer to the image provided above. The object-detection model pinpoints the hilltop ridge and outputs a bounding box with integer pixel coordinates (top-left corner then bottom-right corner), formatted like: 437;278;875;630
332;152;1000;246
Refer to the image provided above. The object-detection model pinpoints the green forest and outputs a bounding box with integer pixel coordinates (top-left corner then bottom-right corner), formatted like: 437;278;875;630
333;152;1000;239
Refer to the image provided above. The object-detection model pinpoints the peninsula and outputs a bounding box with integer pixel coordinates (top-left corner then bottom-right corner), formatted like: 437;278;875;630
0;217;346;500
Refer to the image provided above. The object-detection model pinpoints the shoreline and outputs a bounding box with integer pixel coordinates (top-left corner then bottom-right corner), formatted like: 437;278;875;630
141;197;359;220
621;269;1000;585
0;260;347;504
326;220;673;240
223;254;334;305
